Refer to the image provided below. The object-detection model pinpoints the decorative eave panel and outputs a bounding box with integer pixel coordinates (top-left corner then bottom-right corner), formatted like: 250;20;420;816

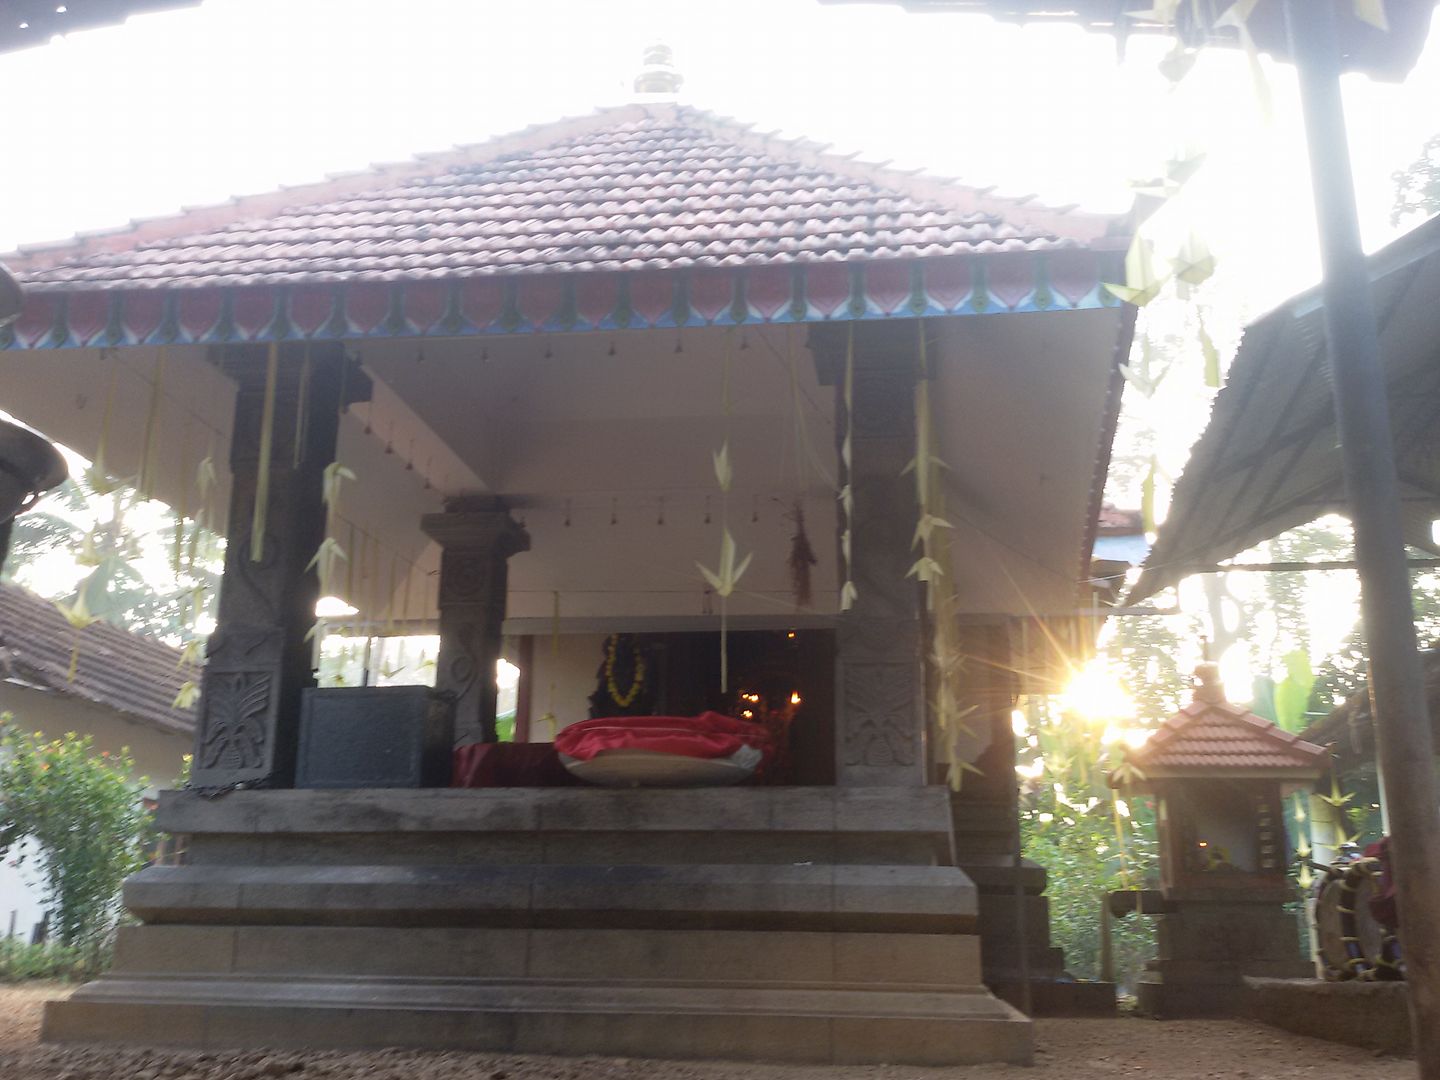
3;253;1123;351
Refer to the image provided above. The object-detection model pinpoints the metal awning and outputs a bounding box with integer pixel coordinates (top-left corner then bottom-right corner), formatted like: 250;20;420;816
1129;215;1440;603
1;0;199;53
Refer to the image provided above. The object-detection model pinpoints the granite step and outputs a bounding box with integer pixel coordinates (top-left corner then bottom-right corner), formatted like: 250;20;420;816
109;924;984;988
45;976;1032;1065
164;787;955;868
125;862;979;933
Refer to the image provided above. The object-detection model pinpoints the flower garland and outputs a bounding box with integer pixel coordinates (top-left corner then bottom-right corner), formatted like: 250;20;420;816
604;634;646;709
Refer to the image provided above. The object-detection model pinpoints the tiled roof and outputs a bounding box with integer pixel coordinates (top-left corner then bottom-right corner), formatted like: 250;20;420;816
1097;504;1143;536
8;104;1118;292
1127;695;1328;777
0;581;195;737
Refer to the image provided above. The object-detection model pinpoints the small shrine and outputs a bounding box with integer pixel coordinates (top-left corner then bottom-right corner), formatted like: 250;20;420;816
1110;662;1328;1016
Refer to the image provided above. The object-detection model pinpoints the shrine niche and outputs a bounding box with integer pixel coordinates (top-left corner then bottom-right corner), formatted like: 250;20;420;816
1110;662;1329;1016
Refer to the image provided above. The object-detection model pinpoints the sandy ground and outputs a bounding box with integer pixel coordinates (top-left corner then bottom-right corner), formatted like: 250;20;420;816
0;985;1414;1080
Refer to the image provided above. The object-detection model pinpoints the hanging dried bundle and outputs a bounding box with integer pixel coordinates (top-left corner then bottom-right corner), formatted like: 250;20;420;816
787;499;817;610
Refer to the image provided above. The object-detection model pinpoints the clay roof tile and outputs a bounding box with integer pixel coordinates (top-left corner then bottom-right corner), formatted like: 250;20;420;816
10;104;1120;290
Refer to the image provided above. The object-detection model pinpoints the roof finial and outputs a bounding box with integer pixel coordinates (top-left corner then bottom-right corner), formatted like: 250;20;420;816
633;43;683;102
1193;661;1226;705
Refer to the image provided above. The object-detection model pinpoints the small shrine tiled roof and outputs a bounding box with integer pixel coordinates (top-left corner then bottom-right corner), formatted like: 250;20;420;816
0;581;195;737
1121;665;1327;780
7;103;1121;292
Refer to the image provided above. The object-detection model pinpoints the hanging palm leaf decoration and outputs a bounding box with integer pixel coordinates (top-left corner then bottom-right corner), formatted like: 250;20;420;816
84;356;124;496
54;592;98;682
137;350;167;501
904;323;985;789
697;329;754;693
838;323;857;611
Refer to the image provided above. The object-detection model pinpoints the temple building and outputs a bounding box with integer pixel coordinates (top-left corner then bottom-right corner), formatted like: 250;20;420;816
0;102;1135;1064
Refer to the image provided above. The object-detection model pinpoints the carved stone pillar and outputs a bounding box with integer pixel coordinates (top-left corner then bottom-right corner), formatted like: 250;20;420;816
811;321;927;786
192;344;370;788
421;496;530;746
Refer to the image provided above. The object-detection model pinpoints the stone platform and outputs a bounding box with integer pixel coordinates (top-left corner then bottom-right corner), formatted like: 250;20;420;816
46;787;1031;1065
1136;903;1314;1017
1243;977;1412;1055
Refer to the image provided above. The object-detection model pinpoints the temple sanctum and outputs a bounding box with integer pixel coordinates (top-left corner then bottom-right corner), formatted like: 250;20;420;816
0;101;1136;1064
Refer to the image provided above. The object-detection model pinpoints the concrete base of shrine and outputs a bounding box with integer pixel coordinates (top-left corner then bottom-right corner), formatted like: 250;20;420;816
46;787;1031;1066
1135;904;1314;1018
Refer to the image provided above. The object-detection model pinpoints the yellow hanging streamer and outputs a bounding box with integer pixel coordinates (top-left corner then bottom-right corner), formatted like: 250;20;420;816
293;344;312;468
173;424;190;575
840;323;857;611
138;350;167;500
86;354;123;494
539;590;561;741
386;554;398;632
346;520;357;603
251;342;280;562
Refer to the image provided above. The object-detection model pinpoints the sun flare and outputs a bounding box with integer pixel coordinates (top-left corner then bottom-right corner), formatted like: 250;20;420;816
1059;657;1133;722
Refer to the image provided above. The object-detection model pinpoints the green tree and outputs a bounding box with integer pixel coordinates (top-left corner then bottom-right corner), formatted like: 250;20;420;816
0;722;149;951
1018;698;1158;990
0;475;88;576
4;453;220;648
1392;132;1440;226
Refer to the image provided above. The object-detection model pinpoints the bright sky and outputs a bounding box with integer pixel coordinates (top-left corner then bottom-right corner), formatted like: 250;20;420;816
3;0;1437;271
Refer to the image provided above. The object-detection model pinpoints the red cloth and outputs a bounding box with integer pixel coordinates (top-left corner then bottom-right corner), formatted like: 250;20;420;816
554;712;771;762
451;742;577;788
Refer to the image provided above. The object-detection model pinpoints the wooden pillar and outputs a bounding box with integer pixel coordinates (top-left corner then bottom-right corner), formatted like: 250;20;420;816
810;321;926;786
191;343;369;789
421;496;530;746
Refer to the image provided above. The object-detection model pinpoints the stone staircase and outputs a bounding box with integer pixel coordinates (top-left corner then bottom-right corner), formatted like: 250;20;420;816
47;787;1031;1065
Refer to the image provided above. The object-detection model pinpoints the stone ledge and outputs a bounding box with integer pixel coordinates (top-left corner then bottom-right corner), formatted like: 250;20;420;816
1243;977;1412;1055
111;925;986;987
125;862;980;932
156;786;954;837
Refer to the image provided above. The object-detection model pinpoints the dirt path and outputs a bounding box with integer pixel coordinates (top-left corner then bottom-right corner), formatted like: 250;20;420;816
0;986;1412;1079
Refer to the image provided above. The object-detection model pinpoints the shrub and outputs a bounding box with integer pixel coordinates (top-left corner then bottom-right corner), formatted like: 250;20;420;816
0;938;97;982
0;720;149;952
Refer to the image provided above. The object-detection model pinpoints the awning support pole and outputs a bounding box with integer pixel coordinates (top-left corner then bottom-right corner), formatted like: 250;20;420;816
1285;4;1440;1074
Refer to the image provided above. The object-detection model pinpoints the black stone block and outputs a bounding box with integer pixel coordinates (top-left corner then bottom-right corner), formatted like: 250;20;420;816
296;686;454;788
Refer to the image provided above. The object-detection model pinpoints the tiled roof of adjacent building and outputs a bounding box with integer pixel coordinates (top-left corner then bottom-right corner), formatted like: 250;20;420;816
1124;669;1328;779
7;103;1120;292
0;581;195;737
